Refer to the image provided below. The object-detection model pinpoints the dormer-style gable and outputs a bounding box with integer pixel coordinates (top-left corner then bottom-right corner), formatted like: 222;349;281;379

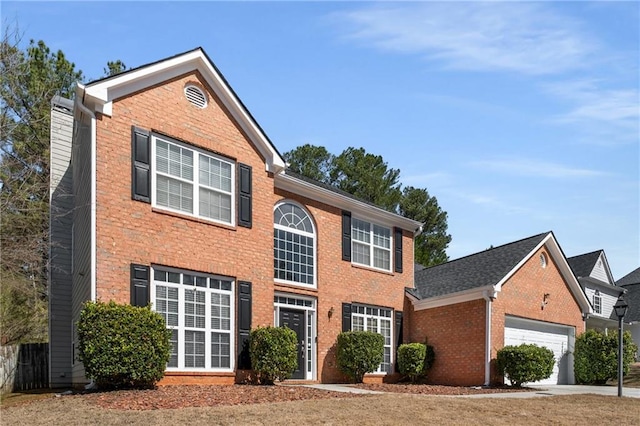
567;250;615;286
77;47;285;174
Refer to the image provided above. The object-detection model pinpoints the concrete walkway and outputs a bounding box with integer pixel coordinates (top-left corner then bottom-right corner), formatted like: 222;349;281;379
291;383;640;398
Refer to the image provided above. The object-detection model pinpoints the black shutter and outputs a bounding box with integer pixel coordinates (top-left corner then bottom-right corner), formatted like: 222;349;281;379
342;303;352;332
238;163;252;228
130;264;150;307
341;211;352;261
394;311;403;372
394;227;403;273
131;127;151;203
237;281;252;369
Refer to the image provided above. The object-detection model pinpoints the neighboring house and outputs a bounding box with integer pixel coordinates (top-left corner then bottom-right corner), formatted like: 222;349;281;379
617;267;640;351
48;47;422;387
407;232;590;386
567;250;624;333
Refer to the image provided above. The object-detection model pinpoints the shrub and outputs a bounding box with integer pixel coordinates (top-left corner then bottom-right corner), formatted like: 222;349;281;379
77;300;171;389
574;329;638;385
336;331;384;383
398;343;426;382
249;326;297;385
496;344;555;387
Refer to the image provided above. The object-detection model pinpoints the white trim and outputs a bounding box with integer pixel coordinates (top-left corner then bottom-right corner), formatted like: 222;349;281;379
483;290;493;386
82;49;285;174
275;172;421;232
351;216;392;272
411;285;497;310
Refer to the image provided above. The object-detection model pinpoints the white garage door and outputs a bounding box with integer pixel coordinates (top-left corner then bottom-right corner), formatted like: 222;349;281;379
504;317;574;385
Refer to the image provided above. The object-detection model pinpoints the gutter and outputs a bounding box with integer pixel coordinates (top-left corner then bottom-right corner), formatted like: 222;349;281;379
74;84;97;302
483;289;497;386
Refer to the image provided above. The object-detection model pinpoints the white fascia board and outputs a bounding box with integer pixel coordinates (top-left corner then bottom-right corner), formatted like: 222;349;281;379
274;172;423;232
493;232;591;314
83;50;285;174
411;285;497;311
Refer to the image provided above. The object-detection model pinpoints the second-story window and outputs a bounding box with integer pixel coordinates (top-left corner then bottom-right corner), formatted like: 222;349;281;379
352;218;391;271
593;291;602;315
273;202;316;287
153;136;234;225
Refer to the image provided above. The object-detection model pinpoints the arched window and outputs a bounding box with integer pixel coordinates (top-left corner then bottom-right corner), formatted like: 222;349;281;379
274;202;316;287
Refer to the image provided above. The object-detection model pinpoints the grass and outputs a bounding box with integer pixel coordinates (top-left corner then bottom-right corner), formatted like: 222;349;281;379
1;393;639;425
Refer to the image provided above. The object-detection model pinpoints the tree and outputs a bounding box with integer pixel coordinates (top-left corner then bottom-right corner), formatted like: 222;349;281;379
103;59;128;77
331;147;402;212
0;27;83;343
284;144;451;265
283;143;334;184
399;187;451;266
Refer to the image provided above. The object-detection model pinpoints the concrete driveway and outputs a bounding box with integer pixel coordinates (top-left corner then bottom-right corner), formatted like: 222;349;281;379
455;385;640;399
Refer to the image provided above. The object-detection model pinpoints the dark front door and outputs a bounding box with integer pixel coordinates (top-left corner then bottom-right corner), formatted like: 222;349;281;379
279;308;305;379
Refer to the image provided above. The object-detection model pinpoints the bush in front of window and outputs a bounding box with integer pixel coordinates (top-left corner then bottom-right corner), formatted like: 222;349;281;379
574;329;637;385
249;326;298;385
496;344;555;388
336;331;384;383
77;300;171;389
397;341;435;383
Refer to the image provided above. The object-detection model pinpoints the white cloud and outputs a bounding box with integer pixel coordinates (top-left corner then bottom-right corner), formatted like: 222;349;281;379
471;158;608;178
336;2;597;75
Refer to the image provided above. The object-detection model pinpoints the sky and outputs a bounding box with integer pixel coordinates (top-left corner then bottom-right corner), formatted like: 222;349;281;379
3;1;639;279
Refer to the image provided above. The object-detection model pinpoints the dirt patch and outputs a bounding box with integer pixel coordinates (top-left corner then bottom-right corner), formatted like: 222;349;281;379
354;383;532;395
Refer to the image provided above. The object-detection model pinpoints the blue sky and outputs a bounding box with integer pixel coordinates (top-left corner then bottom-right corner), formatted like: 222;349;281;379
4;1;638;278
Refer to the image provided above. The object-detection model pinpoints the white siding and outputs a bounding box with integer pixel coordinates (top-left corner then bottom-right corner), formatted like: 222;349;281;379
584;287;619;319
49;98;74;388
589;254;611;284
71;116;93;385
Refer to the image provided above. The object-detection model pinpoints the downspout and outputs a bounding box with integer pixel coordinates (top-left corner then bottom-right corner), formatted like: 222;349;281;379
483;289;496;386
75;85;97;302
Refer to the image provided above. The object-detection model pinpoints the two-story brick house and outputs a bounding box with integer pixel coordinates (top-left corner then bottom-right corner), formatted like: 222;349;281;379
48;48;421;387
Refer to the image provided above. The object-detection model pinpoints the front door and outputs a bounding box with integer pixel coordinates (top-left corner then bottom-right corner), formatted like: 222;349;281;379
279;308;305;379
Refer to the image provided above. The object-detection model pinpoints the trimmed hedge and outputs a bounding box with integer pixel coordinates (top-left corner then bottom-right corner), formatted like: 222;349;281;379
77;300;171;389
397;342;436;383
574;329;638;385
336;331;384;383
496;344;555;387
250;326;297;385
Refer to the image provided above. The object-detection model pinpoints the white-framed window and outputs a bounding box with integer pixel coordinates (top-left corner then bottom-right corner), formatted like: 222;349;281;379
351;304;393;373
593;291;602;315
352;218;391;271
273;202;316;287
152;135;234;225
152;267;234;371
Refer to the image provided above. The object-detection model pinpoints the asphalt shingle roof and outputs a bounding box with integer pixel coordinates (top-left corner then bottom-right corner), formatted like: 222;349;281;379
617;267;640;287
567;250;602;279
413;232;550;299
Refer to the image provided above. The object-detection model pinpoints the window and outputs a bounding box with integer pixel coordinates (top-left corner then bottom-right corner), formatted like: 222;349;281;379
593;291;602;315
352;218;391;271
540;253;547;268
152;268;233;371
351;304;393;373
273;202;316;286
153;136;234;224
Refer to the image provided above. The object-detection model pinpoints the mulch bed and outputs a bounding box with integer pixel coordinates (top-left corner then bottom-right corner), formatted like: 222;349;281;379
67;383;531;410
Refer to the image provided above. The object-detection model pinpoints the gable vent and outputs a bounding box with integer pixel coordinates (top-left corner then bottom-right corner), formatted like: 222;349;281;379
184;85;207;109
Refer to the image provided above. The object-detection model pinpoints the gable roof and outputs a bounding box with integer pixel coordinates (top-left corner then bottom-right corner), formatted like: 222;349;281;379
621;283;640;322
567;251;602;279
76;47;285;173
410;231;591;313
617;267;640;287
413;232;548;299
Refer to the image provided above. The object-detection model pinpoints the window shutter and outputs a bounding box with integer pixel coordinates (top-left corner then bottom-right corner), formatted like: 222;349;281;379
341;303;352;332
237;281;252;369
131;126;151;203
394;227;403;273
394;311;403;372
341;211;352;261
130;264;150;307
238;163;252;228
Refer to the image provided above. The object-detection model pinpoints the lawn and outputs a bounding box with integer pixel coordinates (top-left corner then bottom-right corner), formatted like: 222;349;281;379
2;391;640;425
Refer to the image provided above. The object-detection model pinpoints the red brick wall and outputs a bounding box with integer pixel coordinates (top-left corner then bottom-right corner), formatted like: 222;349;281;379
92;71;414;384
409;299;487;386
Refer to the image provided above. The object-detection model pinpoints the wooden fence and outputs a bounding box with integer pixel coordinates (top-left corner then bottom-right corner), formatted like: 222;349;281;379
0;343;49;393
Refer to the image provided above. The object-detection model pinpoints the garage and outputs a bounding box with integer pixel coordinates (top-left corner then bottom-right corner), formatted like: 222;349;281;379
504;316;576;385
